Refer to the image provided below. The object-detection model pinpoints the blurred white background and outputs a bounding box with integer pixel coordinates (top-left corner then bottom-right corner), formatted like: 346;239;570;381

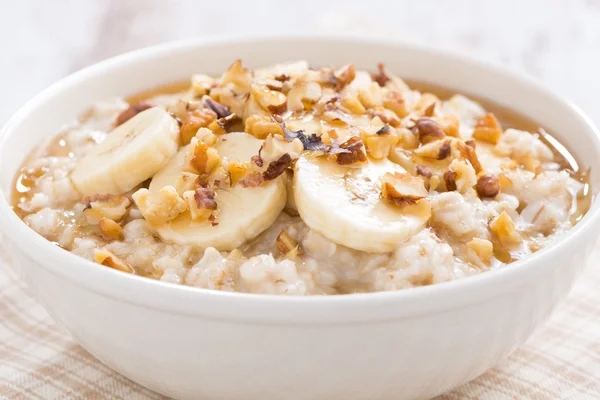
1;0;600;125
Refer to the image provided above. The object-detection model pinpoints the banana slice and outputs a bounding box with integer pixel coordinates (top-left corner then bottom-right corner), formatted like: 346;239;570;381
71;107;179;196
149;132;287;251
294;155;431;253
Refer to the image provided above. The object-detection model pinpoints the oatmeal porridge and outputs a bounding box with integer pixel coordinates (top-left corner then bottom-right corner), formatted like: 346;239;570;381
12;60;590;295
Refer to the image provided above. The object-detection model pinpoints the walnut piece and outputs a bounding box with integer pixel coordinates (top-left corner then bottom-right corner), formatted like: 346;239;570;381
363;129;399;159
476;174;500;198
132;186;187;225
183;187;217;221
383;90;409;118
413;118;445;144
250;83;287;114
489;211;522;245
94;249;133;273
175;172;201;195
381;172;428;207
99;217;123;240
436;114;460;137
82;194;131;224
287;82;322;111
227;161;249;186
336;136;368;166
341;94;366;114
179;108;218;146
191;73;215;96
245;115;284;139
448;158;477;193
357;82;383;108
334;64;356;90
182;138;220;176
467;238;494;264
443;170;458;191
221;59;253;94
472;113;503;144
263;153;293;181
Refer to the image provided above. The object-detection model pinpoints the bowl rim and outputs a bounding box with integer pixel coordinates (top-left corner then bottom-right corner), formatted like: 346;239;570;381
1;34;599;322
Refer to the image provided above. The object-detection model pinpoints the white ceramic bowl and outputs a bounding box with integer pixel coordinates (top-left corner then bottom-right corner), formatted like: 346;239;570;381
1;36;599;400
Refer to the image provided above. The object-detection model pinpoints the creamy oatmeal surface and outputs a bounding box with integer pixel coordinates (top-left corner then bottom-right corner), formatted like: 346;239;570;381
13;61;588;295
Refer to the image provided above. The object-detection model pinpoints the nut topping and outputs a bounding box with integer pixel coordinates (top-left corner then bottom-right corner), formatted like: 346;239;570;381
132;186;188;225
336;136;368;166
381;172;428;207
99;217;123;240
443;170;458;191
334;64;356;90
472;113;503;144
476;174;500;198
413;118;445;144
489;211;522;245
94;249;134;273
263;153;293;181
82;194;131;224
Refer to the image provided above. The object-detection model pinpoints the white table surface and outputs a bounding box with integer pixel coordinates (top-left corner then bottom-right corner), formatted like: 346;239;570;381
2;0;600;126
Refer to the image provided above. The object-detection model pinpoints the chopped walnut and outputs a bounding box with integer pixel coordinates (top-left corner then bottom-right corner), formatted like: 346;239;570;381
250;83;287;114
357;82;383;108
489;211;522;245
115;103;153;127
245;115;284;139
94;249;133;273
132;186;187;225
341;94;366;114
207;113;237;135
195;127;218;146
183;187;217;221
175;172;201;195
423;103;436;117
413;118;445;144
259;134;304;166
372;63;411;92
203;96;232;119
437;140;452;160
334;64;356;90
335;136;368;166
436;114;460;137
472;113;503;144
476;174;500;198
415;93;440;115
228;161;249;186
383;90;409;118
448;158;477;193
416;164;433;178
287;82;322;111
363;129;399;159
467;238;494;265
191;73;215;96
263;153;293;181
381;172;428;207
443;170;458;191
370;107;401;127
179;108;218;146
457;140;482;173
182;138;220;176
99;217;123;240
221;59;252;94
82;194;131;224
